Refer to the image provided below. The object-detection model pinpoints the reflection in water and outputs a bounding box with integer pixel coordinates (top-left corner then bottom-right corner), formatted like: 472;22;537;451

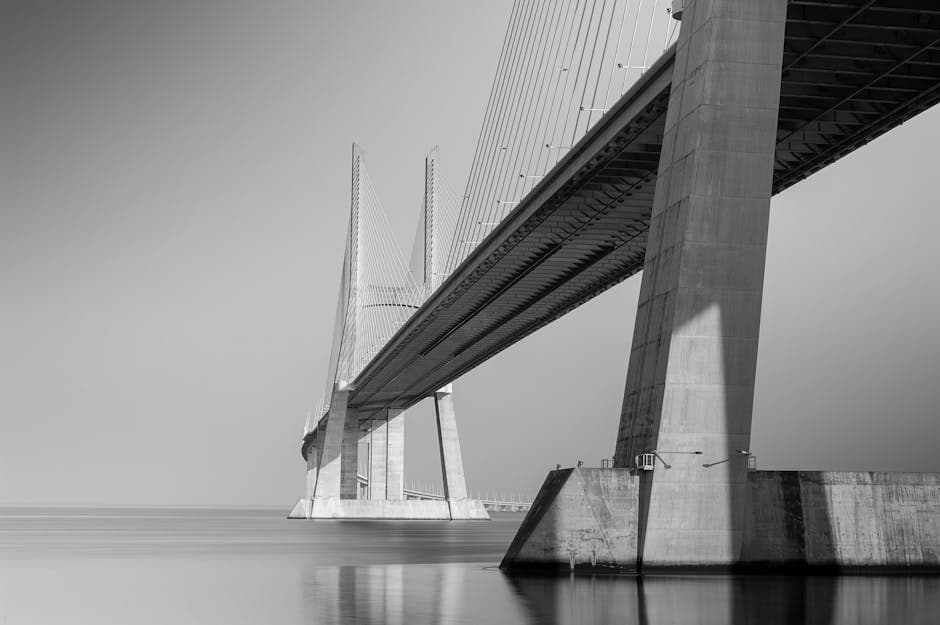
301;561;940;625
0;510;937;624
305;565;466;625
505;573;940;625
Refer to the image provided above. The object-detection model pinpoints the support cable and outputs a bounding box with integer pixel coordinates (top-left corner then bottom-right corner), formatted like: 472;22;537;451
447;0;535;274
584;0;619;131
572;0;612;144
496;0;567;224
536;0;588;177
464;0;551;264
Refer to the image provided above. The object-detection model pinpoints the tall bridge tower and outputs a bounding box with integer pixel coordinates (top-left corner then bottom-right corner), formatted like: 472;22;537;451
290;146;487;520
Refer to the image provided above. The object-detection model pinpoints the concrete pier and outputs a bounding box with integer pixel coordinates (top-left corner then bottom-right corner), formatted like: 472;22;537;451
367;415;388;500
612;0;786;567
386;408;405;501
365;408;404;501
290;386;487;520
304;422;321;501
435;385;478;519
340;400;360;500
315;388;351;500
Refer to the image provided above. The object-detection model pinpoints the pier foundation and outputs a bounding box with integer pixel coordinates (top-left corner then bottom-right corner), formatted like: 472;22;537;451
290;386;487;520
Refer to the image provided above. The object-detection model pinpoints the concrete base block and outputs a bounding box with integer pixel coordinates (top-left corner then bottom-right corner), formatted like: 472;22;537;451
501;468;640;571
741;471;940;570
446;498;490;520
288;498;311;519
501;468;940;571
287;498;490;520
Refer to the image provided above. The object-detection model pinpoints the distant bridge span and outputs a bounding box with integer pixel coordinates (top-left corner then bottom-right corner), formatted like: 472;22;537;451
349;1;940;415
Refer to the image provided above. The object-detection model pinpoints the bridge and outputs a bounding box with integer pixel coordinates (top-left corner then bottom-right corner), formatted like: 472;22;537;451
291;0;940;570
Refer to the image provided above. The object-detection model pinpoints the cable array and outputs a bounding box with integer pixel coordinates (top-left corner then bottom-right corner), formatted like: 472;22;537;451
313;5;679;423
443;0;678;275
321;151;424;416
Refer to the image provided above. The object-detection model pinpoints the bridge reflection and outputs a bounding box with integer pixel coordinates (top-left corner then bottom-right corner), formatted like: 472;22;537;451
509;574;940;625
303;561;940;625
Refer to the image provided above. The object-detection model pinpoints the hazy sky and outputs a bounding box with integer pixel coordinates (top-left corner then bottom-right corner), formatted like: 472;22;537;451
2;1;939;507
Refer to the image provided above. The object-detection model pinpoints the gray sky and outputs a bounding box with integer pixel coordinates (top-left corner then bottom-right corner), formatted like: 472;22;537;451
2;1;938;507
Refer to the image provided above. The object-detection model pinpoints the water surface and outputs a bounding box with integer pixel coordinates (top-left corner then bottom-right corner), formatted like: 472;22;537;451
0;508;937;624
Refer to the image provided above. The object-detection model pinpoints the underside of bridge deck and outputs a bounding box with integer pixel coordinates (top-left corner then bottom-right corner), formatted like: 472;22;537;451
347;0;940;417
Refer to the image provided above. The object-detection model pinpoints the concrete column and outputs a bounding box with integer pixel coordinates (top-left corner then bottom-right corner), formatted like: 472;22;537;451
613;0;786;567
368;416;389;500
315;388;350;499
386;408;405;500
434;385;468;501
304;432;319;500
340;402;361;500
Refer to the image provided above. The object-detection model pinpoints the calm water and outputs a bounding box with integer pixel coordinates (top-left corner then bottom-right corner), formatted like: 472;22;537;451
0;508;938;624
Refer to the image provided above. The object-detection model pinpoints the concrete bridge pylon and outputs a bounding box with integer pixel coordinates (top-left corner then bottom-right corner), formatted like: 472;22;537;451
290;146;487;520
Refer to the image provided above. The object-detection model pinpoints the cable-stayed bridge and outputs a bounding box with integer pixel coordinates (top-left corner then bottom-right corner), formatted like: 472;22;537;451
292;0;940;572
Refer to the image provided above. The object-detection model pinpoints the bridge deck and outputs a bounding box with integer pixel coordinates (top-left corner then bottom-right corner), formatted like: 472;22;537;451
347;1;940;416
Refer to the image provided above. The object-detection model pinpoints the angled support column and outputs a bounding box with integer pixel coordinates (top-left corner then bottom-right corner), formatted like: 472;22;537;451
614;0;786;567
304;431;320;500
434;385;470;517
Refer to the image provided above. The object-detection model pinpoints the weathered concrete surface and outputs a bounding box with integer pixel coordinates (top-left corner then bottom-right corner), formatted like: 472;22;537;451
742;471;940;570
288;498;489;520
314;388;351;499
500;468;940;570
612;0;787;567
501;469;640;571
